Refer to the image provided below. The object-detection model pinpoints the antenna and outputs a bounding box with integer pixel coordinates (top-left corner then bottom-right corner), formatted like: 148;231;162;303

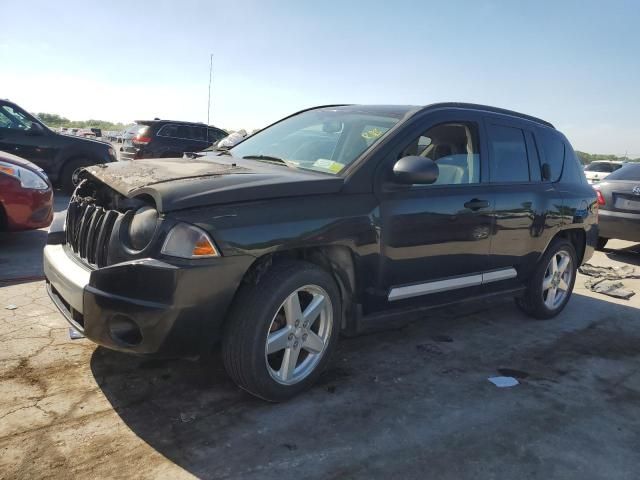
207;54;213;125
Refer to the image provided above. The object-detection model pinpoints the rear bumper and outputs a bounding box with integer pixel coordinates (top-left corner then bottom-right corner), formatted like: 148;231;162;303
44;243;253;357
599;209;640;243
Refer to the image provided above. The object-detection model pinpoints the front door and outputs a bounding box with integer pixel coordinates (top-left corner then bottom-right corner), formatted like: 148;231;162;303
373;114;495;312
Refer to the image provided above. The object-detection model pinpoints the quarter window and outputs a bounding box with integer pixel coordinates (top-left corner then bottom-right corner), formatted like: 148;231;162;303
537;130;565;182
398;123;480;185
487;124;530;183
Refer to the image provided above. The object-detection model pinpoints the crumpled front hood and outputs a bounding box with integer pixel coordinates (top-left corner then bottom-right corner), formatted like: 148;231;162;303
82;157;343;212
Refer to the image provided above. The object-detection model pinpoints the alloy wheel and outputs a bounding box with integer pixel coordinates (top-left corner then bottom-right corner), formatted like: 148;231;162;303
542;250;573;310
265;285;333;385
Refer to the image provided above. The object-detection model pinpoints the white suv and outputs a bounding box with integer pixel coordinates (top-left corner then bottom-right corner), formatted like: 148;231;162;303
583;161;624;184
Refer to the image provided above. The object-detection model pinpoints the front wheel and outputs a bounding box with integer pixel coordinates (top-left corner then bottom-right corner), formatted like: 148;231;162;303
60;158;93;194
516;238;578;320
222;260;341;402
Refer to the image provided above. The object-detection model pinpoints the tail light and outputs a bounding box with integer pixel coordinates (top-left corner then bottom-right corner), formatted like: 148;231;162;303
132;135;151;145
595;189;605;206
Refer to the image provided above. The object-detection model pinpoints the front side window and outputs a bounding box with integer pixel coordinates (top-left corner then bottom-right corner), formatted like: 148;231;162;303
0;104;34;130
229;108;400;175
487;124;530;183
398;123;481;185
208;128;226;142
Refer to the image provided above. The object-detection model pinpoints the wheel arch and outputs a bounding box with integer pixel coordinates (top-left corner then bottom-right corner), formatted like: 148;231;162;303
237;246;358;332
545;227;586;264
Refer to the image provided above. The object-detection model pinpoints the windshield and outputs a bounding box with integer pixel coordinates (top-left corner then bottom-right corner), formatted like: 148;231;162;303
229;108;400;175
605;163;640;181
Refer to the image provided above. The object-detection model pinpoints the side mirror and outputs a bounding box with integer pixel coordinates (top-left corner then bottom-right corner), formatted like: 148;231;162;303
27;122;45;136
392;156;439;185
541;163;552;181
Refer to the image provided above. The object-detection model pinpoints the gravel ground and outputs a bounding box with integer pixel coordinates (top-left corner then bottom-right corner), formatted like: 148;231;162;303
0;225;639;479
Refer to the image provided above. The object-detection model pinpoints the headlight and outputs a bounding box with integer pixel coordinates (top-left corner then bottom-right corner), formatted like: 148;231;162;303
161;223;220;258
0;161;49;190
128;206;159;250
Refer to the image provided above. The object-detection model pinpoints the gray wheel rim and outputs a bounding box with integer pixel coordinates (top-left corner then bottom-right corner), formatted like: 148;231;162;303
265;285;333;385
542;250;573;310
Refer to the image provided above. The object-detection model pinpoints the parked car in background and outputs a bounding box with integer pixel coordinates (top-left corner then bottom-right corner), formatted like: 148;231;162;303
0;100;117;192
584;160;624;184
118;124;143;152
45;103;596;401
593;163;640;249
90;128;102;138
120;120;227;161
0;151;53;232
77;129;96;138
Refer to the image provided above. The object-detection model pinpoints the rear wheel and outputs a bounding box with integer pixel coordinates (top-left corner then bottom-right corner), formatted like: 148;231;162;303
596;237;608;251
222;260;341;402
516;238;577;319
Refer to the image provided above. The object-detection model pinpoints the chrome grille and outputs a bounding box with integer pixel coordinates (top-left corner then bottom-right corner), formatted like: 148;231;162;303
65;199;119;267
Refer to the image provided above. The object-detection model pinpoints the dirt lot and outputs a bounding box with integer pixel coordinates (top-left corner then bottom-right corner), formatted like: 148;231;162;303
1;213;639;479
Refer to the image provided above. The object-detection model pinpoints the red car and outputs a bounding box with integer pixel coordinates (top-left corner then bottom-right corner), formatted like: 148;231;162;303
0;151;53;231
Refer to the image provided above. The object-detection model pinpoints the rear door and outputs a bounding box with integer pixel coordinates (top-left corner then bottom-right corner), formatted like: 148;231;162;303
484;117;563;286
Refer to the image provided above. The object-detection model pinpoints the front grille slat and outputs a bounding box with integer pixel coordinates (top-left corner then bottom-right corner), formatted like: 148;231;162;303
95;210;118;267
85;207;104;265
65;199;120;268
78;204;95;259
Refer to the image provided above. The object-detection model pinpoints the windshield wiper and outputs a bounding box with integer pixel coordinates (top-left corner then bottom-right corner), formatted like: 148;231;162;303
242;154;291;166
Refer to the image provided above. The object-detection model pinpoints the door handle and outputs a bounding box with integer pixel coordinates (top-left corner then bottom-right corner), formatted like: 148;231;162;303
464;199;489;211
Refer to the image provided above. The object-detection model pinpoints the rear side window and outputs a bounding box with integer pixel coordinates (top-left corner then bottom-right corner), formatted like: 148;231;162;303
537;130;565;182
585;162;614;172
487;124;530;182
157;124;179;137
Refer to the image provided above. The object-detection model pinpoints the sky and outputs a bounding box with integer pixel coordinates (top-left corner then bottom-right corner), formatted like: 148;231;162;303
1;0;639;155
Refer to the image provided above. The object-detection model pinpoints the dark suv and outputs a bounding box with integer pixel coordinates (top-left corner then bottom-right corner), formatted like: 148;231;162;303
44;103;597;401
0;100;117;192
120;120;227;161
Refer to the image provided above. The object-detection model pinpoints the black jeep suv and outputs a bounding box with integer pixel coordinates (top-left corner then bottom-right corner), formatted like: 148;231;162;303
0;100;117;192
44;103;597;401
120;119;227;161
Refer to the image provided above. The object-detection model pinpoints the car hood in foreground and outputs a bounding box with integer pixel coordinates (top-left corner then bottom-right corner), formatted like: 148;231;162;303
82;157;344;212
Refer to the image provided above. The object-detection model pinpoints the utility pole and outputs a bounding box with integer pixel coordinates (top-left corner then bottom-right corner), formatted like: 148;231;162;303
207;54;213;125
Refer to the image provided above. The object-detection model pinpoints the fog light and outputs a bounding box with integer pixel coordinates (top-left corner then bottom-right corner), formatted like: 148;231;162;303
108;314;142;346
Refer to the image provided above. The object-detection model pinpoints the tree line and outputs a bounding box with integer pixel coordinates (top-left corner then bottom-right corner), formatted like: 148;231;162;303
576;151;639;164
34;112;127;132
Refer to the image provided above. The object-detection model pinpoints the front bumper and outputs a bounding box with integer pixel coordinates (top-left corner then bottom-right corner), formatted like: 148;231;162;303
599;209;640;243
44;243;253;357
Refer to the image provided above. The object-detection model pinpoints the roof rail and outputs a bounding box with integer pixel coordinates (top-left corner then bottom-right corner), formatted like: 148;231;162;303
422;102;554;129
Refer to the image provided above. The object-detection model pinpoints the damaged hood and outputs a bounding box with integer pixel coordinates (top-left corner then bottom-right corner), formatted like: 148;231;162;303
82;157;344;212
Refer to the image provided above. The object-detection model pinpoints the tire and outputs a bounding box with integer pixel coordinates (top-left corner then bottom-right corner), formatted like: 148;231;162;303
222;260;341;402
516;238;578;320
60;158;93;194
596;237;608;251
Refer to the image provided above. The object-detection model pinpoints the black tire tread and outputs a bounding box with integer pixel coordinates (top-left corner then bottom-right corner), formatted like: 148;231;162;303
222;259;340;402
516;238;577;320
